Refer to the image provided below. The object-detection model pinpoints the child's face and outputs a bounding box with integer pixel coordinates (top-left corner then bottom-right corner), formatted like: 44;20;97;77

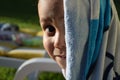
38;0;66;70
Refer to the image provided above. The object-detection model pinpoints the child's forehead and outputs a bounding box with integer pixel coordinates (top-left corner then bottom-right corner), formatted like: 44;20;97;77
38;0;63;14
38;0;63;6
38;0;64;21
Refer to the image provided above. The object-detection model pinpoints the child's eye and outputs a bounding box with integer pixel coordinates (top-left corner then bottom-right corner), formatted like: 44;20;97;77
45;25;55;36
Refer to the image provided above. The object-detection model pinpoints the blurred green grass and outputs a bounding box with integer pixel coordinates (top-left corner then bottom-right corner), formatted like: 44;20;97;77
0;67;65;80
0;67;16;80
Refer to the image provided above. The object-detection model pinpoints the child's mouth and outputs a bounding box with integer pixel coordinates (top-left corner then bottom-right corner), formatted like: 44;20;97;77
57;55;66;59
53;48;66;59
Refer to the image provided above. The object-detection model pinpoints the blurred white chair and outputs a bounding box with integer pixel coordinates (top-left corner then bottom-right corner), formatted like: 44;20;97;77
0;56;25;68
14;58;61;80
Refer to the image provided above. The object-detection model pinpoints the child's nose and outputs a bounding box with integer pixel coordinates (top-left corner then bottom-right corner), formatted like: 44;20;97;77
54;34;65;49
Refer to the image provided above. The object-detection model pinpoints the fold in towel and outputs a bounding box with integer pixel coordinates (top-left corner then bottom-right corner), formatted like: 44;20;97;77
64;0;120;80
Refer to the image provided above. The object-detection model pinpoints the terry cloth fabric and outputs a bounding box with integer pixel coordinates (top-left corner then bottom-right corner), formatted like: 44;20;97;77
64;0;120;80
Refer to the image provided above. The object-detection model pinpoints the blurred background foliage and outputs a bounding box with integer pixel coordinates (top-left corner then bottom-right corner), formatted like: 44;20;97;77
0;0;40;30
0;0;38;15
114;0;120;18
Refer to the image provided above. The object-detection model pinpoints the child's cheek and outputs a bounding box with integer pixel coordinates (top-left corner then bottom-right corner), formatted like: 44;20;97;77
43;37;54;58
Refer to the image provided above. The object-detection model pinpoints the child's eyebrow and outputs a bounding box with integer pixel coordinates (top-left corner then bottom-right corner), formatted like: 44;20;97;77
40;17;52;23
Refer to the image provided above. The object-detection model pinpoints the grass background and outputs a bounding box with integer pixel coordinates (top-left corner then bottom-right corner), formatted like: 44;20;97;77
0;0;65;80
0;0;119;80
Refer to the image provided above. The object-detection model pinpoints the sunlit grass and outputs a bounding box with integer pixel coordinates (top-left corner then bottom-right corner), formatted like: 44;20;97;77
0;67;65;80
0;67;16;80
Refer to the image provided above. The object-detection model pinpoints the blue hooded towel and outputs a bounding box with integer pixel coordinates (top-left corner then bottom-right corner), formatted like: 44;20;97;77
64;0;120;80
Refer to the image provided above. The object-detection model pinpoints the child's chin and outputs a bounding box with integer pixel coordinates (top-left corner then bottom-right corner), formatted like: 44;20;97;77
55;57;66;69
57;61;66;69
